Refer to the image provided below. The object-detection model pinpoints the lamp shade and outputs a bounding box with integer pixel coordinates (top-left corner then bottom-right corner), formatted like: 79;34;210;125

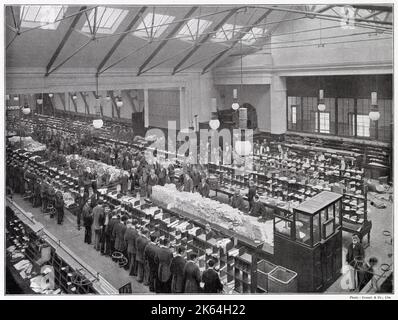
116;100;123;108
93;119;103;129
37;98;43;105
14;95;19;101
209;119;220;130
72;94;77;100
48;93;54;98
235;140;252;156
22;106;31;115
106;95;111;101
232;102;240;110
369;111;380;121
317;103;326;112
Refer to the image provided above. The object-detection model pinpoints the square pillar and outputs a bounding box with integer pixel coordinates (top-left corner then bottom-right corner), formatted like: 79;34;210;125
270;75;287;135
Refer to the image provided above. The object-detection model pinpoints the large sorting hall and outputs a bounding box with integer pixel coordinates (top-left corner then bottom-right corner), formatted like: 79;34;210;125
4;3;394;295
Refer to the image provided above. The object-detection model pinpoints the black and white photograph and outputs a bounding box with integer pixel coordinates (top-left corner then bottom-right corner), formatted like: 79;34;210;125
1;0;395;299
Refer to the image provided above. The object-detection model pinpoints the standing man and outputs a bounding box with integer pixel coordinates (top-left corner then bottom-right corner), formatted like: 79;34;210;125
182;173;194;193
54;191;65;225
156;238;173;293
124;219;139;276
345;234;365;291
147;169;159;198
144;234;160;292
197;177;210;198
170;246;187;293
136;229;150;283
230;189;246;211
75;187;89;231
183;252;201;293
247;180;257;211
92;200;105;251
82;200;93;244
201;259;223;293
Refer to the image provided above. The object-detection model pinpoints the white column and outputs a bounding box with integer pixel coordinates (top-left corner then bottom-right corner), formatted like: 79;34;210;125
144;88;149;128
180;86;187;131
270;75;287;135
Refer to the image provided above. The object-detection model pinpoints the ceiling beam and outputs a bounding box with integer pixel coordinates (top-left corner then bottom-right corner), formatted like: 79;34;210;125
362;10;384;20
172;8;239;75
45;6;87;76
201;9;272;74
97;6;147;74
57;93;66;111
109;91;120;118
69;93;78;113
316;5;335;13
351;5;392;13
80;92;90;115
137;6;198;76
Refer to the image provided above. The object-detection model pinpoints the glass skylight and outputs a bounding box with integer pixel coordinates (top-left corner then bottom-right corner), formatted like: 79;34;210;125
19;5;67;30
241;27;266;45
134;13;175;39
178;18;212;41
212;23;242;42
81;7;128;34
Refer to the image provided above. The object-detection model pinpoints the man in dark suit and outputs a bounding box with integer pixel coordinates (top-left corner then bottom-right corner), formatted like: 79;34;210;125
183;252;201;293
250;195;266;218
197;177;210;198
124;219;139;276
230;189;246;211
156;238;173;293
144;234;160;291
75;187;89;230
106;212;120;255
346;234;365;290
247;180;257;210
170;246;187;293
113;215;127;254
201;259;223;293
136;229;150;283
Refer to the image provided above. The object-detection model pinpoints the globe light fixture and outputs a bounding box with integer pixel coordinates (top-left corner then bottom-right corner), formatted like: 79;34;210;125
93;119;103;129
369;91;380;121
317;89;326;111
22;106;31;115
232;88;240;110
48;93;54;98
14;95;19;101
116;98;123;108
37;98;43;105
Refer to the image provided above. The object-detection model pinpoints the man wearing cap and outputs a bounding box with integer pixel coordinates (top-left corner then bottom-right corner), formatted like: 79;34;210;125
33;177;42;208
136;229;150;283
201;259;223;293
198;177;210;198
170;246;187;293
92;200;105;251
124;219;139;276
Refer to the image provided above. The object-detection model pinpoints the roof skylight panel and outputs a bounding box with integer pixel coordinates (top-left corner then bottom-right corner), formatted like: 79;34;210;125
134;13;175;39
20;5;66;30
212;23;242;42
178;18;212;41
82;7;128;34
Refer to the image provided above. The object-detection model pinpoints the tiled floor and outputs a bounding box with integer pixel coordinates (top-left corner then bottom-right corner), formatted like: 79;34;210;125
12;194;150;294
